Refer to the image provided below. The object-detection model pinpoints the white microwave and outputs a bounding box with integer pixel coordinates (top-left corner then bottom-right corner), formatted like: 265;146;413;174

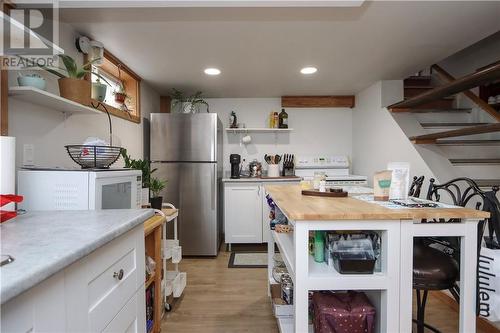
18;168;142;211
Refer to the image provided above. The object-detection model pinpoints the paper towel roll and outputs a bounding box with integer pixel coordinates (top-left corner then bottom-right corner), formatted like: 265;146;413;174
1;136;16;211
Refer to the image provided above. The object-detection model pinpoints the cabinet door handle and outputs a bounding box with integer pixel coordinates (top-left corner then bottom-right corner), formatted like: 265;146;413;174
113;269;124;280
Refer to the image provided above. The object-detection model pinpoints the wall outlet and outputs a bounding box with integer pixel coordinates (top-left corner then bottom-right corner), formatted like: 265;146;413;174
23;144;35;166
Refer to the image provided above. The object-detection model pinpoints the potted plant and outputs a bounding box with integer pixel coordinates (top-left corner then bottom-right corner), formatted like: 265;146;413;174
113;83;129;105
171;88;209;114
149;177;166;210
121;149;157;205
29;54;110;105
91;77;107;102
17;73;46;90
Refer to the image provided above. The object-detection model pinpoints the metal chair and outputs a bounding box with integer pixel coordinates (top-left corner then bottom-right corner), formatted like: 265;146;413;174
409;177;496;333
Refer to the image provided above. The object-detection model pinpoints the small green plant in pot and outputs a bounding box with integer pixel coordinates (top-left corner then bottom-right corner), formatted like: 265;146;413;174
149;177;166;210
23;54;110;105
171;88;209;114
121;149;157;205
113;83;130;105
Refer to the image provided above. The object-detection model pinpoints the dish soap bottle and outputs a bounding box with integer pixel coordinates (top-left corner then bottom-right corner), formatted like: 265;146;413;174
278;108;288;128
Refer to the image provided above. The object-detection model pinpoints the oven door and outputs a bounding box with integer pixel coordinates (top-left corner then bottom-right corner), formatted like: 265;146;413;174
91;175;141;210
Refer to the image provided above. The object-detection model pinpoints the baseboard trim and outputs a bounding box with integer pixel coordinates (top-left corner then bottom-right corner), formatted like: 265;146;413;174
433;291;500;333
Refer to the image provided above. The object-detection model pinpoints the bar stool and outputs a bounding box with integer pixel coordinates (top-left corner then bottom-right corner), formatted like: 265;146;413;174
410;177;494;332
409;176;459;333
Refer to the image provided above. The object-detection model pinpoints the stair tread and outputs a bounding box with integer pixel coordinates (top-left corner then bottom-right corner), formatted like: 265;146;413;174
404;85;434;89
420;122;490;127
436;139;500;146
410;123;500;143
409;108;472;113
473;179;500;187
405;75;432;80
450;158;500;164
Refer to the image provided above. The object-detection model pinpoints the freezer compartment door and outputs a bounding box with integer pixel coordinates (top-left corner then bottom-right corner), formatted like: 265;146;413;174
152;162;219;256
150;113;218;162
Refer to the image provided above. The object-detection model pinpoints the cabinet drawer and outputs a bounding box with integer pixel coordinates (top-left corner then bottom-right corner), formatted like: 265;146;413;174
88;247;138;332
65;225;145;332
103;288;145;333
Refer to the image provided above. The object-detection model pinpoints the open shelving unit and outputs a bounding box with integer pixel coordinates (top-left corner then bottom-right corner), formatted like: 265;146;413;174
9;86;101;115
225;127;293;133
268;217;400;333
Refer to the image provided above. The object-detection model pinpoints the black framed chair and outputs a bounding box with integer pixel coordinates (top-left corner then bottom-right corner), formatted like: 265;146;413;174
408;175;425;198
408;177;496;333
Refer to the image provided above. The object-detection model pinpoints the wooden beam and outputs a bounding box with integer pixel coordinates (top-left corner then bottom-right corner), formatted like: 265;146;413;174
1;2;14;136
389;61;500;109
281;95;355;108
160;96;171;113
431;64;500;122
1;58;7;136
410;123;500;143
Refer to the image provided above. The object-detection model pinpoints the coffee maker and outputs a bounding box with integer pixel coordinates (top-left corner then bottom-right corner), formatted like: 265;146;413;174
230;154;241;179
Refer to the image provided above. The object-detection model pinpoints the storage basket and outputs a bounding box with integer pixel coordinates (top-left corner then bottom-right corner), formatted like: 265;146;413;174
65;145;122;169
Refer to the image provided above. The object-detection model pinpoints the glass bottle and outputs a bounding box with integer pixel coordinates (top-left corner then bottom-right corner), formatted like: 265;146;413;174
278;108;288;128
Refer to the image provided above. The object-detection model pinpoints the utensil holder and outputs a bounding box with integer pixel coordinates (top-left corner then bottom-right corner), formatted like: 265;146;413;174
268;164;280;178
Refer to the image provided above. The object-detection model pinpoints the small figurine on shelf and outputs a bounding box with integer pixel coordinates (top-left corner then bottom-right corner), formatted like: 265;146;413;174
229;111;238;128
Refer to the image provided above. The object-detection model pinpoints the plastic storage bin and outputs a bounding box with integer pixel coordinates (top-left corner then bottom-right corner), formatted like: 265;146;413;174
333;238;376;274
173;272;187;298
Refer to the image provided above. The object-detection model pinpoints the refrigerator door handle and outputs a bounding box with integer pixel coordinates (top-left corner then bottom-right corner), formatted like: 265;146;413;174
211;166;216;210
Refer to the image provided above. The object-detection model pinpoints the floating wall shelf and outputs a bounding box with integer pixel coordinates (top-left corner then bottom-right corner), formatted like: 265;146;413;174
9;86;100;115
225;128;293;133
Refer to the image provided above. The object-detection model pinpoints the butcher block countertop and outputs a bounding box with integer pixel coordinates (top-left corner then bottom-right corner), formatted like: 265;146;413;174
265;185;490;221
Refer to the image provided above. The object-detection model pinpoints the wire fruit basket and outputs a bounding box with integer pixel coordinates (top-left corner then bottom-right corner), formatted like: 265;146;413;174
65;145;122;169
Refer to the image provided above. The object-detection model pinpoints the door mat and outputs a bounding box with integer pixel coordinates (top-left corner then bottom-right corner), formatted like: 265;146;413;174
228;252;268;268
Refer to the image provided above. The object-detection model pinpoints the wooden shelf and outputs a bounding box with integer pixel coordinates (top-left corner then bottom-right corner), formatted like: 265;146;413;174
271;231;295;281
389;61;500;109
225;128;293;133
410;123;500;144
9;86;101;115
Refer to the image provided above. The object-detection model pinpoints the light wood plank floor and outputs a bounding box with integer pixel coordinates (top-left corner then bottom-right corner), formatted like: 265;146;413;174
162;249;487;333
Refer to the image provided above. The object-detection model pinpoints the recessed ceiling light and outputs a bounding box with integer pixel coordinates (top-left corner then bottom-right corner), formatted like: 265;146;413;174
300;67;318;75
204;68;221;75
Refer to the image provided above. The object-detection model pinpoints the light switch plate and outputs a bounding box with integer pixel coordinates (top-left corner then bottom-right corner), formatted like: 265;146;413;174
23;144;34;166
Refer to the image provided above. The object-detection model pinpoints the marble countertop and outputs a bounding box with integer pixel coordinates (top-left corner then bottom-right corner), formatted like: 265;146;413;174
0;209;154;305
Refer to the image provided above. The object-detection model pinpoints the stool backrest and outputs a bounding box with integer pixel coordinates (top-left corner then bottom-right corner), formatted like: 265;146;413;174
408;176;425;198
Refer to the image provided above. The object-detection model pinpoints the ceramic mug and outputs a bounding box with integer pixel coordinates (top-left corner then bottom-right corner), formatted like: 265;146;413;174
242;135;252;144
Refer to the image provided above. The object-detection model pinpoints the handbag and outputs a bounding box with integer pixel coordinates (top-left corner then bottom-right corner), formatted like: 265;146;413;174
478;246;500;321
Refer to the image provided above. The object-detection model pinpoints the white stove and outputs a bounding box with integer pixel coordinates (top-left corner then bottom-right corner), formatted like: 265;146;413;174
295;155;368;186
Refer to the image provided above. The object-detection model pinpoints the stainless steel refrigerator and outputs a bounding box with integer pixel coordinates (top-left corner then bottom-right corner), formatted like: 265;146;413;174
150;113;222;256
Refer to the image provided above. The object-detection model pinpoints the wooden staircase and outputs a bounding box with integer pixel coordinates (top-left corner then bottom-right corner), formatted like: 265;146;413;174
388;62;500;188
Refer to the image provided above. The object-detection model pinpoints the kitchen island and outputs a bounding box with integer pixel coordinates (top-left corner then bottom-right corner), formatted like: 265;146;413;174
1;209;154;332
265;185;489;333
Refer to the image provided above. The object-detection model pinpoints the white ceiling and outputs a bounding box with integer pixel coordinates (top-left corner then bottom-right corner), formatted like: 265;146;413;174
60;2;500;97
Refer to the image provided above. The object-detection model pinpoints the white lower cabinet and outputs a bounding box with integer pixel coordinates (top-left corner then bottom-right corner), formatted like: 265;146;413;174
1;225;146;333
224;183;263;243
224;181;299;244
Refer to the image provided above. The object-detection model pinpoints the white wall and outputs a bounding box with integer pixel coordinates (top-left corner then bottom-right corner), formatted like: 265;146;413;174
8;22;160;168
352;81;436;186
205;98;353;173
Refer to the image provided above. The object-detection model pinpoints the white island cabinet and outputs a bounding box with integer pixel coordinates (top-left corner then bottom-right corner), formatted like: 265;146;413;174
1;210;153;333
223;178;301;246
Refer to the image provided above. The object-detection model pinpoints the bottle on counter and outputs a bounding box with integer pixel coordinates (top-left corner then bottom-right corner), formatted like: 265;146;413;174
269;111;275;128
278;108;288;128
273;112;279;128
314;231;325;263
